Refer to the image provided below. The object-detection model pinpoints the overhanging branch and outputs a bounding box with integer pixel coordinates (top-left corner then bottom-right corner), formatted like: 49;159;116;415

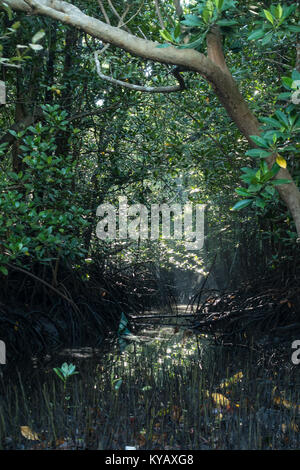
94;51;186;93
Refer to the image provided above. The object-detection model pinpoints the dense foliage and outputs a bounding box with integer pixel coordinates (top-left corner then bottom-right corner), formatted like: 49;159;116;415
0;0;299;348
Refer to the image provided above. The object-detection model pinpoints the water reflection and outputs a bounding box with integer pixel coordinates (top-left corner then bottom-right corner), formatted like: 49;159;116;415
0;309;300;450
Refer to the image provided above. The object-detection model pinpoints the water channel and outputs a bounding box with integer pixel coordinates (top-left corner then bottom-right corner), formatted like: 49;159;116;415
0;305;300;450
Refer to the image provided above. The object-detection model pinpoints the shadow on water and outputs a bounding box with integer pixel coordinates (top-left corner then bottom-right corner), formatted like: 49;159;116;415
0;306;300;450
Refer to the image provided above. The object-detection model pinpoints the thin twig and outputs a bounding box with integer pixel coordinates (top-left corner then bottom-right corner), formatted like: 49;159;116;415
154;0;165;30
94;51;186;93
97;0;111;24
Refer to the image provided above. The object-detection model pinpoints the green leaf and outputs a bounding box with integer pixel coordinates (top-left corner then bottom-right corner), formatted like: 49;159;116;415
248;29;265;41
202;7;213;24
263;9;274;24
235;188;250;196
275;4;283;19
248;184;262;192
173;22;181;39
287;25;300;33
53;368;65;382
275;110;289;127
231;199;253;211
12;21;21;30
118;312;131;337
292;70;300;82
181;14;202;27
159;29;173;43
261;32;273;45
282;76;294;89
254;198;266;209
245;149;271;158
8;129;18;138
249;135;269;148
277;92;291;101
216;19;238;26
265;185;275;196
2;3;13;20
67;364;76;375
0;266;8;276
214;0;224;10
260;117;284;129
178;33;205;50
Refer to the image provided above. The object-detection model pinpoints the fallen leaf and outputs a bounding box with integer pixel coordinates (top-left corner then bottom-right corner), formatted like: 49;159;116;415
273;395;300;412
137;434;146;447
220;371;243;389
20;426;39;441
210;393;231;408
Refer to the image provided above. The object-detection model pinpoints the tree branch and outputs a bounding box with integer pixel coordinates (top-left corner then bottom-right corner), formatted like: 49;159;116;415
97;0;111;25
296;42;300;72
206;25;231;76
173;0;183;19
94;51;185;93
4;0;212;74
154;0;165;30
4;0;300;237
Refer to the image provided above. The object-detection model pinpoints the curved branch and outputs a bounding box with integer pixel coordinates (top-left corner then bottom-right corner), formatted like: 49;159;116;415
4;0;300;237
4;0;212;74
94;51;185;93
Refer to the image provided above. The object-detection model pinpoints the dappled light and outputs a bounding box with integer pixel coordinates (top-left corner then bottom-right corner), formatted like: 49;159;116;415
0;0;299;454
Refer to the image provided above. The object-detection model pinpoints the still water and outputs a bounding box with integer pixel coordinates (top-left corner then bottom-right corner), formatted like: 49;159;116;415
0;307;300;450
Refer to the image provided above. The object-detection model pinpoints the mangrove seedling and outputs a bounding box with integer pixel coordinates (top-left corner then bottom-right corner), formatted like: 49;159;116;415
53;362;79;391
